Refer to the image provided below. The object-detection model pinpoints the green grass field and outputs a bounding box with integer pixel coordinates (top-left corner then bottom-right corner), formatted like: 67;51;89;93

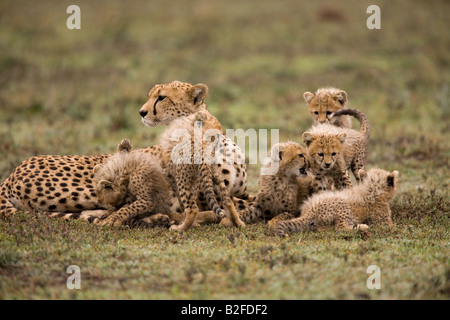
0;0;449;299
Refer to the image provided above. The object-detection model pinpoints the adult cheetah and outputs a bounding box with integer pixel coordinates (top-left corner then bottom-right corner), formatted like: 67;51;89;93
0;81;250;220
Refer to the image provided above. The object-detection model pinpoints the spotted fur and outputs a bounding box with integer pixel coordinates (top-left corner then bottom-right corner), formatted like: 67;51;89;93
0;81;250;222
276;168;399;236
234;142;310;227
160;111;245;231
91;139;173;227
302;108;370;192
303;87;351;128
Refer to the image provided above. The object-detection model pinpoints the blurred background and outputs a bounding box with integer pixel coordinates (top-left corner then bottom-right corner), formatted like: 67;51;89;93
0;0;448;192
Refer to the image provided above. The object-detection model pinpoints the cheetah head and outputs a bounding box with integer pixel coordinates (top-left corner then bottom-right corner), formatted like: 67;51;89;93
93;162;129;210
359;168;399;201
303;88;347;124
96;179;128;210
139;81;209;127
269;142;309;178
302;131;346;170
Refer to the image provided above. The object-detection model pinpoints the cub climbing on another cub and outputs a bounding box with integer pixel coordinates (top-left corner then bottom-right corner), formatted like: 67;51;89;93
302;108;370;192
276;168;399;237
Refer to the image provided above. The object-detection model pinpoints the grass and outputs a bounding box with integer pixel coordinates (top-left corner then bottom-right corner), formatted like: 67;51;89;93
0;0;449;299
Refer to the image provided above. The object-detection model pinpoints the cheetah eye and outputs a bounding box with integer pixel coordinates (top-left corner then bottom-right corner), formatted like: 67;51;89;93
157;95;166;102
326;111;332;116
314;111;319;115
299;154;304;158
331;152;336;156
318;153;324;157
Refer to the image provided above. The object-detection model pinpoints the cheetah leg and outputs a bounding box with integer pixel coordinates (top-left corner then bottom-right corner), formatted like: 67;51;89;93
191;210;219;226
233;196;254;207
170;206;198;231
351;162;365;183
335;159;353;190
97;200;156;227
79;210;110;222
311;174;330;193
127;213;172;229
220;186;245;227
267;212;295;230
166;210;218;226
237;204;261;225
334;207;356;231
336;170;353;190
202;165;225;220
170;169;199;231
371;208;395;227
211;168;245;227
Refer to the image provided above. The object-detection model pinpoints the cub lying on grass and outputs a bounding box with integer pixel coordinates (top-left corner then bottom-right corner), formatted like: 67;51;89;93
275;168;399;236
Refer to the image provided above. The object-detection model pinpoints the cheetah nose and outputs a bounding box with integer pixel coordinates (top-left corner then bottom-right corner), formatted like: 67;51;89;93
324;163;331;168
139;110;148;118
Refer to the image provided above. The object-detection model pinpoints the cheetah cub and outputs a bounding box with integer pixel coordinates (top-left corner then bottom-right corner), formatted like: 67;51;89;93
302;108;370;191
303;87;351;128
232;142;310;227
160;110;245;231
92;139;172;228
276;168;399;236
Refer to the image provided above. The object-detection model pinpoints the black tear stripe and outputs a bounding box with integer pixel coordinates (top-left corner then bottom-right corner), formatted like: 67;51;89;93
153;99;158;116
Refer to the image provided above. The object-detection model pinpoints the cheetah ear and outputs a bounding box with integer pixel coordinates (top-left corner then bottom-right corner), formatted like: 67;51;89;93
334;90;347;106
303;92;314;104
358;169;368;182
337;132;347;144
118;138;132;153
93;164;103;175
98;180;114;190
194;110;209;122
302;132;314;146
387;170;399;187
270;143;283;161
188;84;209;107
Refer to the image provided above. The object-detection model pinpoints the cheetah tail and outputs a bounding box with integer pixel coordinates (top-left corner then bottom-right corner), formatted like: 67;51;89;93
0;193;19;219
333;108;370;140
275;216;314;237
0;194;82;220
200;164;225;220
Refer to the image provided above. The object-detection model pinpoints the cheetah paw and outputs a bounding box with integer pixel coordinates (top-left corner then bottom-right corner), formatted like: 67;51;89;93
169;224;185;232
356;224;369;231
98;218;122;227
